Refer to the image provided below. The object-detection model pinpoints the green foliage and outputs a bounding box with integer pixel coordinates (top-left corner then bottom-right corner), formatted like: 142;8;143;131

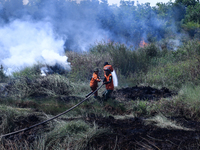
182;21;200;29
12;65;41;79
76;42;160;78
175;0;199;7
128;40;200;90
145;61;191;89
0;65;7;82
147;84;200;121
173;40;200;59
43;120;109;150
182;2;200;37
182;21;200;37
178;84;200;110
0;106;36;134
65;120;89;134
109;43;136;75
67;39;200;91
66;50;111;82
133;100;149;116
144;43;159;58
105;99;126;113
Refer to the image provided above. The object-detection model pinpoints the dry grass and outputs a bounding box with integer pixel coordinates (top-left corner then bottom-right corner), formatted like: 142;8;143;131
66;50;112;82
0;74;72;99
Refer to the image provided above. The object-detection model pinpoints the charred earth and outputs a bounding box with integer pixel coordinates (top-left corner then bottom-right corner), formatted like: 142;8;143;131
1;85;200;150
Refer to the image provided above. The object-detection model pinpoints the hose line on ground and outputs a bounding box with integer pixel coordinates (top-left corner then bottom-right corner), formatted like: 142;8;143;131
0;83;104;139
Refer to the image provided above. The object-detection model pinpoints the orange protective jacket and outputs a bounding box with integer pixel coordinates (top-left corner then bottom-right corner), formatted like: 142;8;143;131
104;73;114;90
90;72;101;87
103;65;113;72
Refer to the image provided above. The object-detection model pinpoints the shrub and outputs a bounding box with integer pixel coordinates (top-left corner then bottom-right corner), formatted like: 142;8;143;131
178;85;200;111
12;65;41;79
66;51;111;82
132;100;149;116
143;43;159;58
172;40;200;60
0;65;7;82
44;120;108;150
1;74;72;99
109;43;136;76
65;120;89;134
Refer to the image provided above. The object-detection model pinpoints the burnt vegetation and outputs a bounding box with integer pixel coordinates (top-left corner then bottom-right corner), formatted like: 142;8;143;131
1;0;200;149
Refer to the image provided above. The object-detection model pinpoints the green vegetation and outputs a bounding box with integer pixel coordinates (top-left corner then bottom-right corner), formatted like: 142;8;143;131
1;38;200;149
1;0;200;149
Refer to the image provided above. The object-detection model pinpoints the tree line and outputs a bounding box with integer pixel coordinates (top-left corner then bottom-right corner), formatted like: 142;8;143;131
0;0;199;47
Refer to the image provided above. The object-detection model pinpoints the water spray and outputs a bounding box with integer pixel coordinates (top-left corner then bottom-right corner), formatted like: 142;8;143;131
111;70;118;87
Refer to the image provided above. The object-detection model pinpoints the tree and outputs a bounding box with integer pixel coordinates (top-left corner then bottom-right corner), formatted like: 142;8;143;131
184;3;200;23
175;0;199;7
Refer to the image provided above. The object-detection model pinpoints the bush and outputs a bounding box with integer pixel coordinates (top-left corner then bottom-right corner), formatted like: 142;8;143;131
65;120;89;134
12;65;41;79
0;65;7;82
66;51;112;82
143;43;159;58
2;74;72;99
109;44;136;76
132;100;149;116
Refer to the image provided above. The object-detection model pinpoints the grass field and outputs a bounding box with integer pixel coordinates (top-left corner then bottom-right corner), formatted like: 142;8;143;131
1;39;200;149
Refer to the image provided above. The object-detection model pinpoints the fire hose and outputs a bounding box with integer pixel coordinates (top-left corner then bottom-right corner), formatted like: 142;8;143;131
0;83;104;139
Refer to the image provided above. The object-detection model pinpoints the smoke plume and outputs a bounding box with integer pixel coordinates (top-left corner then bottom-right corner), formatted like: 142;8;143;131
0;0;181;75
0;18;70;75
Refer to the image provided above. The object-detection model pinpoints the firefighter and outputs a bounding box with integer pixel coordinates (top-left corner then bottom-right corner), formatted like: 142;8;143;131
103;62;113;76
90;68;101;98
103;69;114;100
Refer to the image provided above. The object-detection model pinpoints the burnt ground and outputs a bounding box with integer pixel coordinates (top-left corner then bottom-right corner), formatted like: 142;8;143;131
2;114;47;148
86;116;200;150
2;86;200;149
3;115;200;150
112;85;176;101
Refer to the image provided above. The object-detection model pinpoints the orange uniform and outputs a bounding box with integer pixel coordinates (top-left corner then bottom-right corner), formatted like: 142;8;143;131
103;65;113;72
90;72;101;97
90;72;101;87
104;73;114;90
103;64;113;77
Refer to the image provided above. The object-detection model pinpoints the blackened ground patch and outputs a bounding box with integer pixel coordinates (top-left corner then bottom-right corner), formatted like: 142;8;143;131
113;85;176;101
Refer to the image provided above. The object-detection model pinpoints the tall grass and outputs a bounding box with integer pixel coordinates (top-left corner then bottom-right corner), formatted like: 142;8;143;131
1;74;72;99
0;119;109;150
0;105;38;134
140;84;200;121
66;50;112;82
67;40;200;90
1;39;200;149
178;85;200;111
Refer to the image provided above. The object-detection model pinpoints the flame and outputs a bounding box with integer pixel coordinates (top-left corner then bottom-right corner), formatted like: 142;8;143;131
139;39;148;48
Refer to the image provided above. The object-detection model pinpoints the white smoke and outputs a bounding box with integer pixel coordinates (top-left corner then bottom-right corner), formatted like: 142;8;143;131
0;18;70;75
